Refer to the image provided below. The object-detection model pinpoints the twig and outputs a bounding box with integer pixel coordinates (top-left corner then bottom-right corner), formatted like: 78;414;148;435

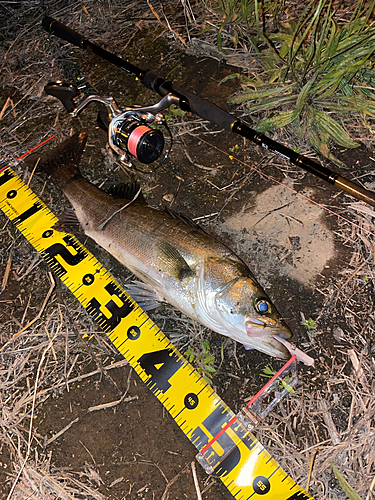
366;474;375;500
191;461;203;500
181;142;216;170
6;337;54;500
10;481;40;500
347;393;356;433
319;396;340;446
88;366;135;411
22;359;129;405
146;0;186;46
1;272;55;350
0;97;12;120
161;463;190;500
0;249;12;294
88;394;138;412
306;448;319;492
56;282;121;395
192;212;219;221
79;440;96;465
280;213;304;225
342;260;367;288
40;470;76;500
45;417;80;446
26;157;40;186
348;348;369;387
44;325;57;362
206;179;233;191
98;187;142;230
16;255;42;282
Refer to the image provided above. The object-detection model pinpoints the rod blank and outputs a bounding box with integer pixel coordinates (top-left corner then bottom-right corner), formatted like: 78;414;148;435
42;16;375;208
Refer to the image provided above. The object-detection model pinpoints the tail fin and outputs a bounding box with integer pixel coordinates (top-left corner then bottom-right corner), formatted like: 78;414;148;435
25;131;87;185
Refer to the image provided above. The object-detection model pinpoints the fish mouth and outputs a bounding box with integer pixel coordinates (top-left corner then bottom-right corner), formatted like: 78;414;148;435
243;318;297;360
242;334;291;360
245;317;292;340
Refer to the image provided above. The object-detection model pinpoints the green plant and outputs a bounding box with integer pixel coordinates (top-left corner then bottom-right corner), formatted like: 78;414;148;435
199;0;254;50
164;104;185;120
224;0;375;164
261;364;295;393
185;339;216;384
331;462;364;500
302;317;316;331
199;0;281;51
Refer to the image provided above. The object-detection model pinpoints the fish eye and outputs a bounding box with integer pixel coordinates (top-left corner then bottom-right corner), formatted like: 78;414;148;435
255;298;271;314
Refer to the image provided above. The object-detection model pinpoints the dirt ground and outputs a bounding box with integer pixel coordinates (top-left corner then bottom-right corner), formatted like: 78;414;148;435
1;1;375;499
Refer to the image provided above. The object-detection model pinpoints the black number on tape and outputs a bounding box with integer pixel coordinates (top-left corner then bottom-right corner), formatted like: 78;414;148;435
191;404;232;449
253;476;271;495
138;348;184;393
13;201;43;225
127;325;141;340
184;393;199;410
82;273;95;285
192;405;256;477
0;170;14;187
7;190;17;199
42;235;88;276
87;281;134;332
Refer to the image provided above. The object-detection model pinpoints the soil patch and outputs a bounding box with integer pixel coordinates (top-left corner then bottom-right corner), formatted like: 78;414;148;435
218;179;335;285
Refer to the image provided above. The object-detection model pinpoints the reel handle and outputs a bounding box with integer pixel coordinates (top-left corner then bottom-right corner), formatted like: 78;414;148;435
45;82;79;113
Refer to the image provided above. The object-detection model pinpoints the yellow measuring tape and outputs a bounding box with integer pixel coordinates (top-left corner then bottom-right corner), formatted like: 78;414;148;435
0;152;314;500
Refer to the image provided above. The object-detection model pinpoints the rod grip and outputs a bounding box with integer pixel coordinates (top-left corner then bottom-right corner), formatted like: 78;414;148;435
42;16;87;49
143;70;235;131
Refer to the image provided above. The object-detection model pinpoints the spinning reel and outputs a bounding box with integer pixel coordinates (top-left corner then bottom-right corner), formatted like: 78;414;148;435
45;81;179;168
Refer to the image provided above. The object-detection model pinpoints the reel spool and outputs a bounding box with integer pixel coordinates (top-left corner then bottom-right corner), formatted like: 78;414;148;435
45;81;175;168
97;108;165;165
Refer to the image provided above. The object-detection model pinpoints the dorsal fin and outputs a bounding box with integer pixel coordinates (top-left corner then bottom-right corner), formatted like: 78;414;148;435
163;207;207;234
106;182;146;203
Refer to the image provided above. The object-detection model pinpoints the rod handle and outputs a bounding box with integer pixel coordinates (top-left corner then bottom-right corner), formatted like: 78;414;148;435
42;16;87;49
143;70;235;131
42;17;146;79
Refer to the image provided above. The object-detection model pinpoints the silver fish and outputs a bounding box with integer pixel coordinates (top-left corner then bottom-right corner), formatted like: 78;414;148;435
31;131;313;365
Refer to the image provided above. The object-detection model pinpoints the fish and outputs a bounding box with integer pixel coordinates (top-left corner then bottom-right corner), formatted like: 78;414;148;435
28;131;313;365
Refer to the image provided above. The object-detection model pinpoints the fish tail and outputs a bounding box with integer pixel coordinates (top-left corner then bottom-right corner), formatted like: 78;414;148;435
27;131;87;187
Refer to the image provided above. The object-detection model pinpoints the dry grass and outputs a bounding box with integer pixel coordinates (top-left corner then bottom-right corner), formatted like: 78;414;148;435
1;1;375;499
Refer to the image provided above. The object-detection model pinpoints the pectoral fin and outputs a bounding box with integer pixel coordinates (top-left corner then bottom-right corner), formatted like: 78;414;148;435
126;281;165;311
53;207;84;234
154;240;193;280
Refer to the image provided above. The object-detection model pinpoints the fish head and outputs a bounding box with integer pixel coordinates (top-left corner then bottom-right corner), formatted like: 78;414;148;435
214;276;293;359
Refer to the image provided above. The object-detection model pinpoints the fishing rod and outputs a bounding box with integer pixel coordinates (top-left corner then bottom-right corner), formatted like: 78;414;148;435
41;16;375;208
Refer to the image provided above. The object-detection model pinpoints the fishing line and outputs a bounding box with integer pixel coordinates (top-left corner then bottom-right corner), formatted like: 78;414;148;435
197;135;375;239
0;135;56;174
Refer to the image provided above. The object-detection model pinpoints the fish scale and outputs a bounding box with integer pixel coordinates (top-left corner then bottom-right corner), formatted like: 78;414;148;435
0;160;314;499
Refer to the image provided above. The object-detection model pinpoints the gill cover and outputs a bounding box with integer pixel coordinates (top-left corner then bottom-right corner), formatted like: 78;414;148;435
215;276;292;338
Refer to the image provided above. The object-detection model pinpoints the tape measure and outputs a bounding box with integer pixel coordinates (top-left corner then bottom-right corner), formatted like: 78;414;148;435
0;151;314;500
